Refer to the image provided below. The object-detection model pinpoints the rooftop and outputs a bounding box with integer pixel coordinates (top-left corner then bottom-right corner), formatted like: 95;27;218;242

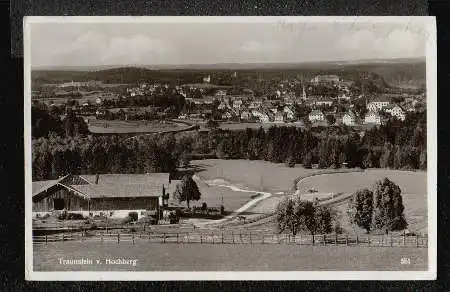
32;173;177;199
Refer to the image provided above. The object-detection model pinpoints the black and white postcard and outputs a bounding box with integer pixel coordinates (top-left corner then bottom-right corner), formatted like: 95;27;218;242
24;16;436;280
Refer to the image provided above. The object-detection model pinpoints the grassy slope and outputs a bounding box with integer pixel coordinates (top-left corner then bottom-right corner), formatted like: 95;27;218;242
191;159;321;193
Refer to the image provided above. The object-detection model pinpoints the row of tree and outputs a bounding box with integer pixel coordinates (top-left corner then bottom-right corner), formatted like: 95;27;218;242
32;134;182;180
348;178;407;233
275;178;408;237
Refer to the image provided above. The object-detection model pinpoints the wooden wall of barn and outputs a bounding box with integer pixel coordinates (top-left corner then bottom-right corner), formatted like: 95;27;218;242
32;187;89;212
89;197;159;211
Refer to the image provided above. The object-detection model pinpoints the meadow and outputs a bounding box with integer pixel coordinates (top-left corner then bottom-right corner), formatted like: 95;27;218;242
33;241;427;271
88;119;190;134
191;159;322;193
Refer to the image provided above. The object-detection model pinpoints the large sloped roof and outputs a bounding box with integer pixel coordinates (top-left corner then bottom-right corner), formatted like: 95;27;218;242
32;173;172;200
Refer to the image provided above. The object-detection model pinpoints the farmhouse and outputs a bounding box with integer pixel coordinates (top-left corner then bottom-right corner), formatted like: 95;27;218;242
367;96;391;112
364;111;383;125
32;174;174;220
309;110;325;123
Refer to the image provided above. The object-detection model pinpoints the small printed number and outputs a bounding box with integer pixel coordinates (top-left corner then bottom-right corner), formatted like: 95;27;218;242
401;258;411;265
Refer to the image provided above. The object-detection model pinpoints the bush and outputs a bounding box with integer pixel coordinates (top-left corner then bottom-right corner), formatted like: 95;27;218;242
128;212;138;222
220;205;225;215
57;211;85;220
169;210;180;224
201;202;208;211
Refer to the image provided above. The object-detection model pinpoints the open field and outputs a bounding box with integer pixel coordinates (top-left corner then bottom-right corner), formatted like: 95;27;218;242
191;159;323;193
296;169;427;195
34;242;427;271
88;119;191;134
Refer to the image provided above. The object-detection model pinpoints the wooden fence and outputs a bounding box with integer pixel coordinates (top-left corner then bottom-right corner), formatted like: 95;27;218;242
33;231;428;248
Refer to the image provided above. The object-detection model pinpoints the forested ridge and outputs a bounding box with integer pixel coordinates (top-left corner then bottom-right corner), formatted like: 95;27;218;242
32;111;426;181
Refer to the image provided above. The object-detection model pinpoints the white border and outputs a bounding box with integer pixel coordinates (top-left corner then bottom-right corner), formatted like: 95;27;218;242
24;16;437;281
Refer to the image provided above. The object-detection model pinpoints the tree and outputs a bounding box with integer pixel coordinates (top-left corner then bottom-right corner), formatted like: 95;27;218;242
275;197;333;239
326;114;336;126
372;178;408;232
348;188;374;233
173;175;201;208
302;151;313;169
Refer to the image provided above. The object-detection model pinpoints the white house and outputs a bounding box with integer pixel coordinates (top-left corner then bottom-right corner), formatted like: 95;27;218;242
203;75;211;83
252;110;270;123
233;99;243;110
364;111;382;125
342;111;357;126
384;104;406;121
240;111;252;120
283;106;295;120
221;111;233;120
249;100;263;109
315;99;334;107
215;90;227;97
309;110;325;123
367;97;391;112
274;111;287;123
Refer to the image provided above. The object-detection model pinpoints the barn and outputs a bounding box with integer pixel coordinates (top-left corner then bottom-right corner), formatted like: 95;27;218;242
32;173;175;220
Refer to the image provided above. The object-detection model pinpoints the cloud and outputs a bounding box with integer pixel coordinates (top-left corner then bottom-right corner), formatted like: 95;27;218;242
238;41;283;52
337;28;425;59
101;35;173;65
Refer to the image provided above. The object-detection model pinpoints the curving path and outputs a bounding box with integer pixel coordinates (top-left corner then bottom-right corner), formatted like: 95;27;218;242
191;169;363;229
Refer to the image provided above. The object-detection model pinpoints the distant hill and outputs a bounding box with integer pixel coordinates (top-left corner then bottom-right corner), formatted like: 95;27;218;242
31;57;426;88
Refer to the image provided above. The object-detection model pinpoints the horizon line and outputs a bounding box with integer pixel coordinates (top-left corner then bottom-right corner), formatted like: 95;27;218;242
31;56;426;71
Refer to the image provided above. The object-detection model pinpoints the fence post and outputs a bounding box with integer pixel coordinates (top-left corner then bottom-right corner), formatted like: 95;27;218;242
101;233;103;243
232;232;235;244
312;235;315;246
200;233;202;244
187;232;189;244
262;234;265;244
62;234;65;242
177;233;179;244
390;236;393;247
212;232;214;244
250;232;252;244
416;235;419;248
403;234;406;246
323;235;326;246
240;233;242;243
335;233;337;245
346;234;348;246
132;234;135;245
221;232;224;244
368;235;370;247
117;233;120;244
356;235;359;245
45;235;47;245
163;233;166;244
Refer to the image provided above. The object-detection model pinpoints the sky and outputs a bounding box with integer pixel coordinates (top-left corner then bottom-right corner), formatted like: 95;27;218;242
28;19;429;68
